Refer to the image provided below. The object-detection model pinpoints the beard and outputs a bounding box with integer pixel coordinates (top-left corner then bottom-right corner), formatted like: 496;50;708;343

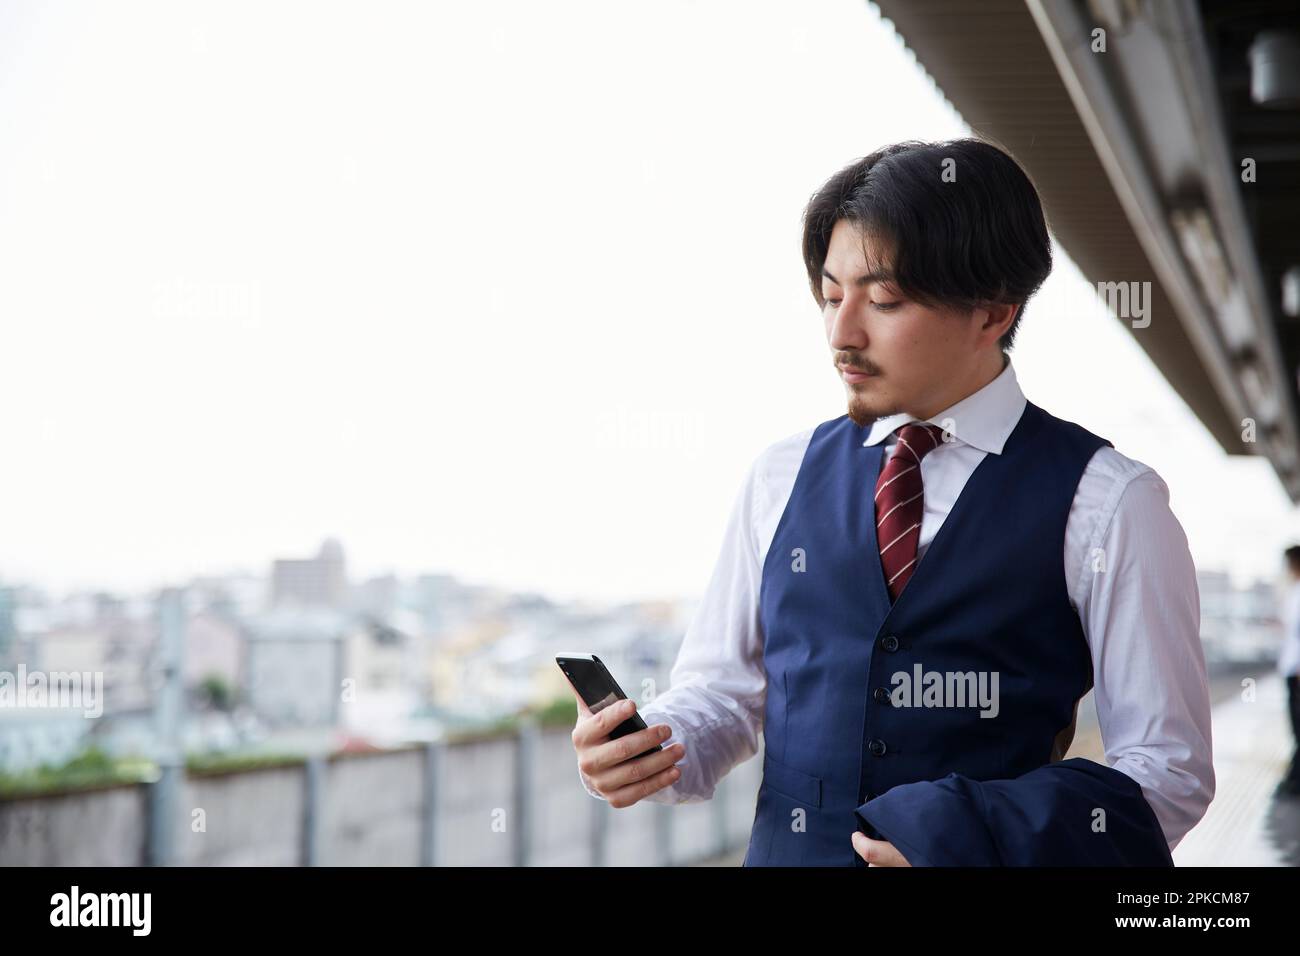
846;384;901;426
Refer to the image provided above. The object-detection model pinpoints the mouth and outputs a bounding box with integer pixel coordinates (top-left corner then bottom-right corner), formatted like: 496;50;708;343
839;365;876;384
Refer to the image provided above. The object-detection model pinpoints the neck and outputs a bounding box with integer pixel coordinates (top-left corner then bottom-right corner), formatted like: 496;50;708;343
911;351;1007;422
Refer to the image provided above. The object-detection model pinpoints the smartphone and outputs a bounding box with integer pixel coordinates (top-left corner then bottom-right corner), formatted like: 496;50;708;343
556;653;663;758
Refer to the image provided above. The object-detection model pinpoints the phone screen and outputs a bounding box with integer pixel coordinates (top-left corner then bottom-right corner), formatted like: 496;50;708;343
557;655;662;755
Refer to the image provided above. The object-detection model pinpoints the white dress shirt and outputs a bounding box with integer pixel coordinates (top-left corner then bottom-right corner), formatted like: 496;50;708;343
580;356;1215;853
1279;580;1300;678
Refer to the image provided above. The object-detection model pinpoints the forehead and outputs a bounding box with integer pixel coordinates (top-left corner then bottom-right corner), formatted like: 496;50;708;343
822;219;895;284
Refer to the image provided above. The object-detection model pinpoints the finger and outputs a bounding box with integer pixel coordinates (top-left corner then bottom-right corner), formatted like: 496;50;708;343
589;721;673;772
588;742;685;799
572;697;635;747
851;833;907;867
602;754;685;809
567;683;592;717
851;831;870;863
558;672;594;717
884;843;911;867
873;842;907;866
855;834;895;866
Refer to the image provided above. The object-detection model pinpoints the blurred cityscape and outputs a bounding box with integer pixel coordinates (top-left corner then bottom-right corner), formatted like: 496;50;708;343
3;0;1298;870
0;537;1289;789
1;541;1296;867
0;538;693;784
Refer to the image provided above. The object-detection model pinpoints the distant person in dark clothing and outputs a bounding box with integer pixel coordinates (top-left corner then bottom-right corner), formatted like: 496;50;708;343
1277;546;1300;798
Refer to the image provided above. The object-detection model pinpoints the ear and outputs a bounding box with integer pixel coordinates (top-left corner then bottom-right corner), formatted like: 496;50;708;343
980;302;1019;343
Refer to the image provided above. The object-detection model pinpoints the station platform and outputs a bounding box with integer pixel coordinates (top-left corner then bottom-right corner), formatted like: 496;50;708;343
1173;672;1299;866
694;671;1300;866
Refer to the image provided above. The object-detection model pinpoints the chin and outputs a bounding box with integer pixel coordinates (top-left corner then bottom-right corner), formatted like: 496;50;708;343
846;399;875;427
846;388;895;425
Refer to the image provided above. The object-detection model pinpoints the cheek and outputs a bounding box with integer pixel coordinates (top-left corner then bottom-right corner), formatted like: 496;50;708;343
890;313;940;352
871;316;919;354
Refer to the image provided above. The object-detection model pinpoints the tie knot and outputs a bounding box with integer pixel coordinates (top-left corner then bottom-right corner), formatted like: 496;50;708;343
891;422;945;464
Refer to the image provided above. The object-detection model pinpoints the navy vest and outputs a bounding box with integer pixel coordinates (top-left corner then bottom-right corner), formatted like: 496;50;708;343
743;400;1113;866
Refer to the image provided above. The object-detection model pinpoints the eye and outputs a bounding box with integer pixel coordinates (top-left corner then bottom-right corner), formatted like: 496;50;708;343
873;300;901;312
824;297;842;309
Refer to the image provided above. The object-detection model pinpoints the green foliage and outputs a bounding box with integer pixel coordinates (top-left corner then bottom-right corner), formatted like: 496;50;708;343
185;751;306;776
197;674;235;711
0;695;584;797
0;746;154;798
533;694;580;727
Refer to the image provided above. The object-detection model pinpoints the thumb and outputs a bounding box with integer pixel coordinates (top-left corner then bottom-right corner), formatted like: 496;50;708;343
565;681;592;717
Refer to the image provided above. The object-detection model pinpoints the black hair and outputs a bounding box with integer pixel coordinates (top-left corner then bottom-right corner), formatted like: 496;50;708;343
801;138;1052;352
1285;545;1300;573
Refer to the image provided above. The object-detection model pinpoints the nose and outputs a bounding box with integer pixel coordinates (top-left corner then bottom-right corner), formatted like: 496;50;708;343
827;291;867;352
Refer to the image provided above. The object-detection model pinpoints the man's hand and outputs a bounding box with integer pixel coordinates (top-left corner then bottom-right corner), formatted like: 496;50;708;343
570;690;685;808
852;832;911;866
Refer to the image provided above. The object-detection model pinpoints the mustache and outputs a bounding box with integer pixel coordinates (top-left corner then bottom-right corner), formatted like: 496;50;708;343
835;355;879;374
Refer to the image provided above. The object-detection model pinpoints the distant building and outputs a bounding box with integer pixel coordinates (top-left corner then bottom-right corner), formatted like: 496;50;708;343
30;619;153;715
184;610;244;696
186;572;268;621
243;607;354;727
1198;568;1283;665
337;611;431;744
0;704;90;772
271;537;347;609
355;574;400;618
0;586;16;666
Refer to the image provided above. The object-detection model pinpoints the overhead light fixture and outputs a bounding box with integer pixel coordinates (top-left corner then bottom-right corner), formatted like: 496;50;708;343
1248;30;1300;108
1170;208;1230;304
1283;265;1300;318
1086;0;1142;32
1240;362;1279;428
1169;207;1255;352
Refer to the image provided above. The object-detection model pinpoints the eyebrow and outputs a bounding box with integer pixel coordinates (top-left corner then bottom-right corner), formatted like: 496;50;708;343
821;267;895;287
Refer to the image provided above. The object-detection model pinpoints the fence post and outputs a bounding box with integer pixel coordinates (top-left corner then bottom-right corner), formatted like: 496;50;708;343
654;802;672;867
145;765;179;866
303;755;326;866
422;738;443;866
589;788;609;867
514;716;538;867
147;586;187;866
712;773;730;860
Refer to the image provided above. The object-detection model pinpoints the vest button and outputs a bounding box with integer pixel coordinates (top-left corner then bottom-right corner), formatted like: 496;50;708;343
880;634;900;652
873;687;892;705
868;738;887;757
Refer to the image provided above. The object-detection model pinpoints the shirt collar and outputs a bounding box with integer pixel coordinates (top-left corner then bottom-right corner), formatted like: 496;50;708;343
862;354;1027;455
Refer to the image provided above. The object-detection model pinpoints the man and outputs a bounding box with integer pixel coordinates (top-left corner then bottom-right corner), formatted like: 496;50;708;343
570;138;1214;866
1277;546;1300;798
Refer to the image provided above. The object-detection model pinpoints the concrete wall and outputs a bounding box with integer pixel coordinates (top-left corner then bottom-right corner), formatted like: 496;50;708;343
0;725;764;866
0;783;148;865
176;764;306;866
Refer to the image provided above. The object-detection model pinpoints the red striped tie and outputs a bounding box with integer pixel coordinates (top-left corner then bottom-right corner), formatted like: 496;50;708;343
875;422;945;601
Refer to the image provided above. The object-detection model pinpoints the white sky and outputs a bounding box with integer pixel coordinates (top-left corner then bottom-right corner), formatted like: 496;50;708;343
2;0;1298;603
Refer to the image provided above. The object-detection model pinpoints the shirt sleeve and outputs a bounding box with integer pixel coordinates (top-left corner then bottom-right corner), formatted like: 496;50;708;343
1079;467;1215;852
626;455;769;804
